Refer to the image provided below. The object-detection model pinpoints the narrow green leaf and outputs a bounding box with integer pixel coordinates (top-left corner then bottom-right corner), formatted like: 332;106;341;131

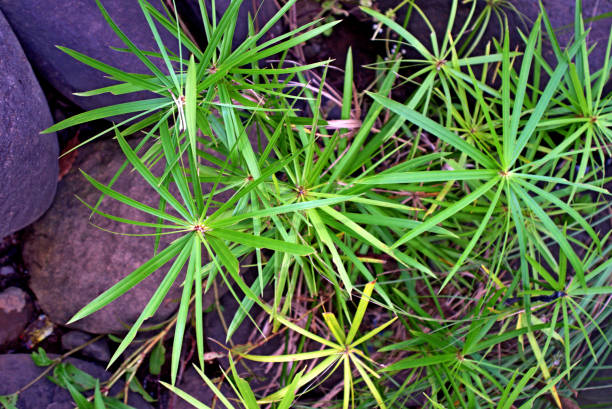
95;0;173;88
442;182;503;289
323;312;346;344
277;371;303;409
260;355;341;403
507;16;541;168
79;170;188;226
240;349;337;363
511;183;585;286
42;98;170;134
515;178;601;248
108;239;193;366
392;176;500;249
350;355;387;409
308;208;352;294
93;381;105;409
383;353;456;372
206;234;239;276
366;92;497;169
114;129;193;221
75;195;185;230
185;54;198;159
350;316;397;348
171;236;199;384
360;7;431;58
210;196;354;227
510;31;586;166
342;47;353;122
345;281;375;344
137;0;180;90
208;228;313;255
356;169;498;185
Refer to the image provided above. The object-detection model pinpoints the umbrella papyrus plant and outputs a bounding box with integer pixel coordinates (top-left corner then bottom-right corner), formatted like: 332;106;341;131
234;281;396;409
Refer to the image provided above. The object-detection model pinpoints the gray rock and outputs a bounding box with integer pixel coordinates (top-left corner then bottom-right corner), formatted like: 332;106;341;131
22;138;184;334
0;10;58;239
0;0;180;113
0;287;34;349
61;331;111;363
0;354;153;409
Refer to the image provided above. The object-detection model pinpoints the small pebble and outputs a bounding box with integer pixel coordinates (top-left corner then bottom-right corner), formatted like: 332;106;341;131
61;331;111;363
0;265;16;277
0;287;33;348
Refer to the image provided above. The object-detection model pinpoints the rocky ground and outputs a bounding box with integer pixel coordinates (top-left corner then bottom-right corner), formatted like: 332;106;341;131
0;0;611;408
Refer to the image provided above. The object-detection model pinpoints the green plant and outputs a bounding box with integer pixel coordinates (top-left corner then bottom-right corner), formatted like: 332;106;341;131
0;346;143;409
165;281;395;409
39;0;612;408
44;0;337;385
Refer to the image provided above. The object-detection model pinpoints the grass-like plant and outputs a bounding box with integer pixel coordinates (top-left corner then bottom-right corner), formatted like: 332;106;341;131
27;0;612;408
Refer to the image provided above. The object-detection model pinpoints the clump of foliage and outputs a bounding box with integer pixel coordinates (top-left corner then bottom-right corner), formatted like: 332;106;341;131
6;0;612;408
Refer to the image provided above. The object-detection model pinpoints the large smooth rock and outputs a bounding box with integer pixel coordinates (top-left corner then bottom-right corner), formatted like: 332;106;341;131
0;10;58;239
0;0;180;113
23;138;189;334
0;354;152;409
0;287;34;349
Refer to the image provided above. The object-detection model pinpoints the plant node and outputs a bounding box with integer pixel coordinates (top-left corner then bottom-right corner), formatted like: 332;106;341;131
435;59;447;71
296;185;308;198
192;224;209;233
